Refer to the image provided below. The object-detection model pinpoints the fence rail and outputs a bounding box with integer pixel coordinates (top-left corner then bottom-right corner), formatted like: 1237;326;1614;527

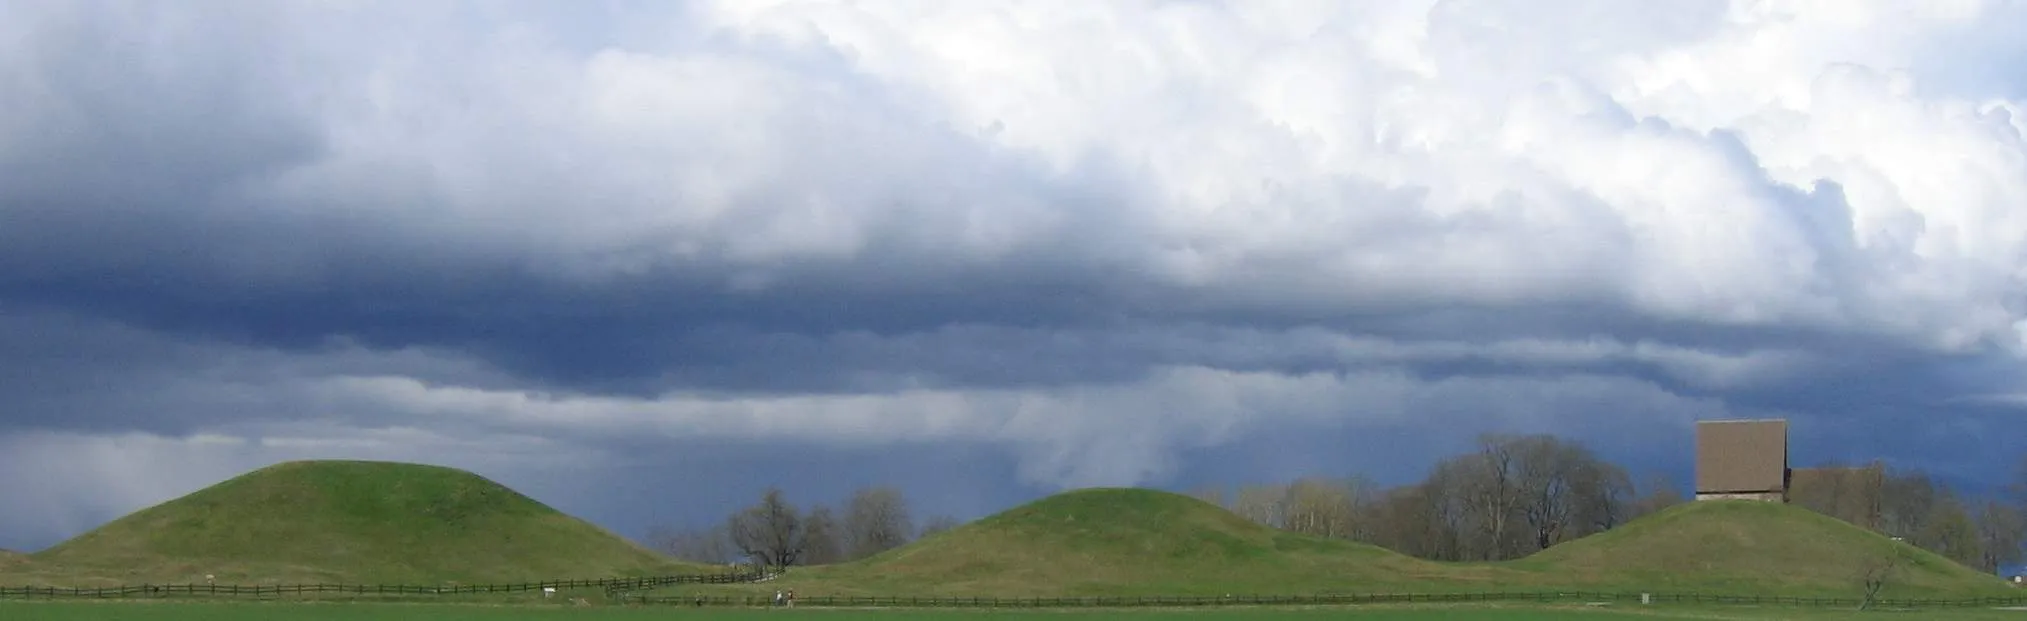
0;570;764;600
5;578;2023;610
631;591;2027;610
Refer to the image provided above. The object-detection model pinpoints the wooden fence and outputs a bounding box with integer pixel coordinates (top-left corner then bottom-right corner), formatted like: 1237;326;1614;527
630;590;2027;610
0;570;764;600
8;578;2025;610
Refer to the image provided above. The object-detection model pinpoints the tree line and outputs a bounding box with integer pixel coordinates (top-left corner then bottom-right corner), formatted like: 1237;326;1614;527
1187;433;2025;573
647;485;962;569
656;433;2026;575
1786;459;2025;574
1188;433;1682;562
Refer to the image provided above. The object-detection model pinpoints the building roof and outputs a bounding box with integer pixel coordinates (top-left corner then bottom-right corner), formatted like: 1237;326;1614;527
1695;419;1789;494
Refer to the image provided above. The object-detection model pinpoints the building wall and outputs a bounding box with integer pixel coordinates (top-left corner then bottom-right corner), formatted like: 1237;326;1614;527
1694;419;1790;501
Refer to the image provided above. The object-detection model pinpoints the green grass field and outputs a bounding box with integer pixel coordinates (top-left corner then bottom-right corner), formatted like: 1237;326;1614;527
4;462;2019;618
3;461;703;587
657;488;2014;601
5;602;2027;621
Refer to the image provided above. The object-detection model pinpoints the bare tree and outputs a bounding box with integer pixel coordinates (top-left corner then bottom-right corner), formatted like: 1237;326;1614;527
844;486;915;561
801;505;844;565
1874;472;1990;567
1629;472;1685;520
1880;469;1938;541
646;524;736;564
918;514;962;538
1365;484;1458;559
1974;498;2025;574
1857;546;1914;610
728;487;804;570
2012;456;2027;572
1338;474;1384;542
1281;477;1357;539
1473;435;1530;559
1569;454;1634;536
1232;483;1288;528
1427;434;1537;560
1469;434;1629;553
1791;462;1852;521
1511;436;1579;551
2013;455;2027;569
1916;488;1981;568
1850;461;1887;531
1354;437;1627;562
1790;461;1885;530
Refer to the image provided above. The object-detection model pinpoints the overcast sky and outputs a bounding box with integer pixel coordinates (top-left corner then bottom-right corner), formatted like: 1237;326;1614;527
4;0;2027;552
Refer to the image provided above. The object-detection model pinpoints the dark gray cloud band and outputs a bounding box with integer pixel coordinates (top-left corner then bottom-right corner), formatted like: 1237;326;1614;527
3;0;2026;551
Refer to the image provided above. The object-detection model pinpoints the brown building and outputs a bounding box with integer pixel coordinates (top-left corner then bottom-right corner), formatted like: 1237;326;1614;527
1787;462;1885;530
1694;419;1790;502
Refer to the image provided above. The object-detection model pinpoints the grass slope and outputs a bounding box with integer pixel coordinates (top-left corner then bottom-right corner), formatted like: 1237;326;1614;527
18;602;2017;621
684;487;1518;597
11;460;697;586
1517;499;2012;598
671;490;2012;599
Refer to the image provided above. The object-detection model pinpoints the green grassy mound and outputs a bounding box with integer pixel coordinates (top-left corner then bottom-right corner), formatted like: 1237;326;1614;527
13;460;697;586
0;549;24;568
666;490;2012;600
682;487;1517;597
1517;500;2012;598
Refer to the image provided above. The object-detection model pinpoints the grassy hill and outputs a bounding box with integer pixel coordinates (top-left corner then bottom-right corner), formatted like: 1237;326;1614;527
1514;499;2011;598
677;487;1520;597
667;489;2013;599
7;460;700;586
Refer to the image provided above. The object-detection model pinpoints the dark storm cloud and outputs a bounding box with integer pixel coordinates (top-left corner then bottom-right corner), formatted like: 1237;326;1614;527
4;0;2027;552
0;0;1159;401
0;0;1993;412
